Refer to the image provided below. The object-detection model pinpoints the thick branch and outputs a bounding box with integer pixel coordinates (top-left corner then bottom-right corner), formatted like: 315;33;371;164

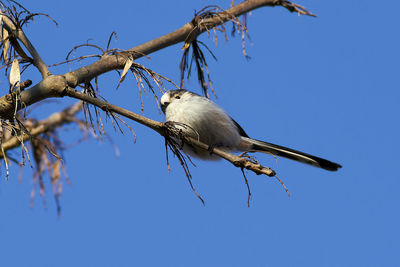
128;0;314;57
0;75;67;119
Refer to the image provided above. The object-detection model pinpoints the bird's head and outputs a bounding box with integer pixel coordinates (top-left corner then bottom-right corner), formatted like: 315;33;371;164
160;89;189;113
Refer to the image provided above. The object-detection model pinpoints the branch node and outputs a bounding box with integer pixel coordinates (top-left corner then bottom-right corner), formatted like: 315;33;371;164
64;73;79;88
20;80;32;91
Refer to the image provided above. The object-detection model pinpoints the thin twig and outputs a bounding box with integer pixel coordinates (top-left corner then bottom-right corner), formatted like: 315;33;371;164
241;168;252;207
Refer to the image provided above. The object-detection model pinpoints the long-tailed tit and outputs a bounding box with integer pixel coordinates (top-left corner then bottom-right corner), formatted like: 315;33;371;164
160;89;341;171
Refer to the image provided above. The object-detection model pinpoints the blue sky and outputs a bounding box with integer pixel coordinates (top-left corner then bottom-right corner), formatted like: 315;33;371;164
0;0;399;266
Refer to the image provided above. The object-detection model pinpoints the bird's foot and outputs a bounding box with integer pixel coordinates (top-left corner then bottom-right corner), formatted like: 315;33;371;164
208;143;223;155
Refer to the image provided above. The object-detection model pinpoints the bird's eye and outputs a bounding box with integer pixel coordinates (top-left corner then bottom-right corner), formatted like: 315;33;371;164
175;95;181;99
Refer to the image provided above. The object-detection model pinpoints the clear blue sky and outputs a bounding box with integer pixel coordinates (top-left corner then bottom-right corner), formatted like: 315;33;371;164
0;0;398;266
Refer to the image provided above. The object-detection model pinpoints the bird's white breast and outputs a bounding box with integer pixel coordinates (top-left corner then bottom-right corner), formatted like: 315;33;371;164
165;94;242;159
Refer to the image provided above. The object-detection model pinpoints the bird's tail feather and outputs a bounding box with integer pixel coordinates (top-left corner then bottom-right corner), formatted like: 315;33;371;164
241;137;341;171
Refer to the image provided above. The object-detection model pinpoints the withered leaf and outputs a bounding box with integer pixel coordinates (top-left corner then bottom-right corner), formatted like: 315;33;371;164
2;26;9;63
116;57;133;89
9;58;20;90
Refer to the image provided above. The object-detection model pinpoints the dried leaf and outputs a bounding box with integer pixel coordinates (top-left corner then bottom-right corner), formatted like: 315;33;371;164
2;27;9;63
9;58;20;90
51;159;61;182
116;57;133;89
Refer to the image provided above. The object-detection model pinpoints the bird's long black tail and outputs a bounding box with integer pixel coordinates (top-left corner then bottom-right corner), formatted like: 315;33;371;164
241;137;342;171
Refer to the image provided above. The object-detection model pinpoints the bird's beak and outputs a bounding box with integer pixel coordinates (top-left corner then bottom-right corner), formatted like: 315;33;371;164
161;102;169;114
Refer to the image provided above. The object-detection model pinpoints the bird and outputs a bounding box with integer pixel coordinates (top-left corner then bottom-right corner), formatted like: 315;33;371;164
160;89;341;171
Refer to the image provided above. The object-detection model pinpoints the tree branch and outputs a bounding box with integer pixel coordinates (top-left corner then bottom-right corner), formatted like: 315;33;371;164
63;87;277;179
0;0;314;182
0;13;50;77
2;83;278;180
0;0;310;208
185;136;276;177
0;101;82;157
0;0;314;119
64;87;164;133
65;0;314;87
